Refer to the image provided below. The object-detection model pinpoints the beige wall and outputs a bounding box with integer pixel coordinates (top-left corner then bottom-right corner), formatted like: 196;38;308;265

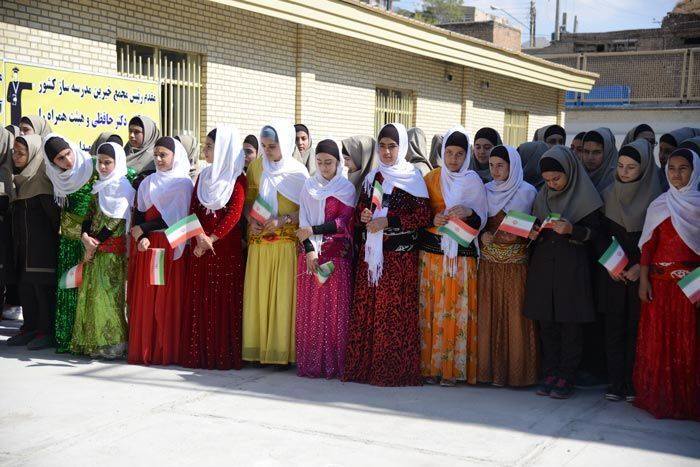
0;0;563;146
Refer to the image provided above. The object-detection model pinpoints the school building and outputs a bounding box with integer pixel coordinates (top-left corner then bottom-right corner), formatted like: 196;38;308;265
0;0;596;145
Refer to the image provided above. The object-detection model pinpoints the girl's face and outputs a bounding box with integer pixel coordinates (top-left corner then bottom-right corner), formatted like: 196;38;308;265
636;130;655;147
473;138;494;164
316;152;338;182
667;156;692;190
489;156;510;182
154;146;174;171
19;122;34;136
570;139;584;159
53;148;75;171
343;152;358;172
96;154;116;177
12;141;28;169
658;141;676;167
242;143;257;166
616;155;641;183
582;141;604;172
261;137;282;162
542;170;568;191
128;124;144;149
295;131;310;153
204;137;215;164
444;145;466;173
545;134;565;147
378;137;399;165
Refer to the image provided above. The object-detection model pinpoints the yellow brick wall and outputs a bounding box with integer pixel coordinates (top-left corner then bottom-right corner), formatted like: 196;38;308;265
0;0;562;146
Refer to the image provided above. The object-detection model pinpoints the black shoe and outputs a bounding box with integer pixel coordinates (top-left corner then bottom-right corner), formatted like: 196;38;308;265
550;378;575;399
624;383;636;403
7;331;36;346
536;375;557;396
27;334;54;350
574;370;607;390
605;384;623;402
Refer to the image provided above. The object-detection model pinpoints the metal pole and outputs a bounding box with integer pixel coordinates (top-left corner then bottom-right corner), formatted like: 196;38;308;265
574;15;578;33
529;0;536;47
554;0;560;41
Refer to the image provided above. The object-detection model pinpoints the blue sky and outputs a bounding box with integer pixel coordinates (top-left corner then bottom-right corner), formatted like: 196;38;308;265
393;1;679;39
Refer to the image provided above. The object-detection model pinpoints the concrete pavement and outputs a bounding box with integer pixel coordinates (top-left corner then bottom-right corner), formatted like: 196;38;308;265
1;319;698;467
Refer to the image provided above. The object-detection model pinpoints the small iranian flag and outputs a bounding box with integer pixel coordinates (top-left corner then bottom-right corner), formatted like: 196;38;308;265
59;263;83;289
165;214;205;249
678;267;700;304
150;248;166;286
540;212;562;230
438;217;478;248
499;210;537;238
598;237;629;276
315;261;335;286
371;181;383;209
250;195;273;224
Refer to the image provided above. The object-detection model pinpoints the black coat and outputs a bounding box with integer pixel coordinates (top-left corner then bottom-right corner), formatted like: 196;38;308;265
0;195;13;286
524;210;603;323
596;218;642;315
11;195;60;285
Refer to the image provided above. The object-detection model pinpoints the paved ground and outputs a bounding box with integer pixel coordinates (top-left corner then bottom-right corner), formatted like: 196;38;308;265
1;319;698;467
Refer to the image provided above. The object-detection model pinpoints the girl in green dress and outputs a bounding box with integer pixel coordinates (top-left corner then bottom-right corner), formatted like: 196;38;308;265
71;142;135;358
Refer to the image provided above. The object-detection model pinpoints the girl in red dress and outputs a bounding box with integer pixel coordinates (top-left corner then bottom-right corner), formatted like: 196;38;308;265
127;137;193;365
635;148;700;420
180;126;246;370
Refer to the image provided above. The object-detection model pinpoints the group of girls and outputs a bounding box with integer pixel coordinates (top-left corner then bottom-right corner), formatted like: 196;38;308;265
1;114;698;422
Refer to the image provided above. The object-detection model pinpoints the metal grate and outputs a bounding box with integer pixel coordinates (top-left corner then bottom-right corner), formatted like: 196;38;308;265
116;41;201;140
375;87;415;134
503;109;529;146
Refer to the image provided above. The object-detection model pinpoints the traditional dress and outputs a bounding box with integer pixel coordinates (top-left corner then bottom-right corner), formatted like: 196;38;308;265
243;120;309;364
599;140;661;400
43;134;96;353
343;123;431;387
478;145;539;387
181;126;246;370
418;126;486;385
9;135;60;342
70;143;135;358
296;140;355;379
524;146;604;396
127;137;193;365
634;148;700;420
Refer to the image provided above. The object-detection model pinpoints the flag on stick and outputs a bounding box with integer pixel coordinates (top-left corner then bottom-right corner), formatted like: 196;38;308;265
438;217;478;248
598;237;629;276
498;210;537;238
59;263;83;289
164;214;205;249
150;248;166;286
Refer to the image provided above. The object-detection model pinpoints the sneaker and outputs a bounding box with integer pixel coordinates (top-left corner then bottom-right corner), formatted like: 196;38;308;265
2;306;23;321
439;378;456;387
424;377;438;385
7;330;35;346
536;376;558;396
605;384;623;402
550;378;575;399
624;383;636;403
27;334;54;350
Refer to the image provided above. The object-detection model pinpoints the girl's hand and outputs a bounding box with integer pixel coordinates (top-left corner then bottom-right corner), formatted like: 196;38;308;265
360;208;373;224
249;219;264;236
528;225;541;241
367;217;388;234
193;245;205;257
433;212;449;227
608;270;622;282
305;251;319;274
137;237;150;252
639;277;653;303
621;264;640;283
552;219;573;235
296;226;313;242
83;249;95;263
262;217;280;233
480;231;494;246
131;225;144;241
81;232;99;251
447;205;472;220
197;233;215;253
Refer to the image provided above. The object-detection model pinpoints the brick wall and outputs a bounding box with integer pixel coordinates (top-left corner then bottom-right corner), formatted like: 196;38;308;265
1;0;561;146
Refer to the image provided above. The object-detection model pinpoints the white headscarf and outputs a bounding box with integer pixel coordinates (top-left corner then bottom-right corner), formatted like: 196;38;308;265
43;133;94;206
91;142;135;223
197;125;245;213
362;123;429;285
137;137;194;260
639;149;700;255
299;139;356;255
259;120;309;214
439;125;487;275
485;145;537;217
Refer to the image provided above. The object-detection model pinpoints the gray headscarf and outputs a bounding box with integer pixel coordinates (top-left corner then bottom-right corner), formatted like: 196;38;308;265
89;132;121;156
517;141;549;189
533;145;603;224
124;115;161;174
176;134;199;180
429;133;443;168
680;136;700;154
659;127;700;148
405;127;432;176
342;135;377;200
620;123;654;147
583;127;618;193
12;135;54;201
603;139;662;232
0;128;15;201
22;115;53;138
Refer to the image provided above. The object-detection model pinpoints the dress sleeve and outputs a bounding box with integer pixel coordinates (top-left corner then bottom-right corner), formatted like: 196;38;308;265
212;176;246;239
571;209;602;244
390;192;431;232
640;226;659;267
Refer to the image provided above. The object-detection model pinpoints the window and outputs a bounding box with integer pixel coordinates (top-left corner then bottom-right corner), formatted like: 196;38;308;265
375;87;415;134
503;109;529;146
116;41;201;140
